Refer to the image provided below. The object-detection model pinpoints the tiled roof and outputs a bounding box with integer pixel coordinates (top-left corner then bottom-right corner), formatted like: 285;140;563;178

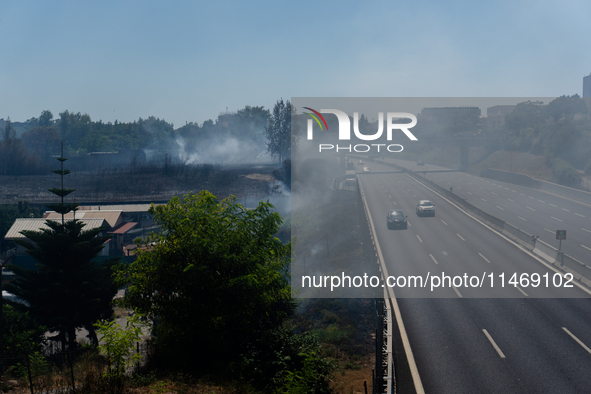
5;218;107;240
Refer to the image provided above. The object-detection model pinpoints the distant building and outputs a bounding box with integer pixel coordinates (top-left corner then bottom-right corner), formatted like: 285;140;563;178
485;105;516;129
584;73;591;97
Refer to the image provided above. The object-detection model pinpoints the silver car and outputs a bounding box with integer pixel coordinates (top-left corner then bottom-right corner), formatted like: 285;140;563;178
416;200;435;217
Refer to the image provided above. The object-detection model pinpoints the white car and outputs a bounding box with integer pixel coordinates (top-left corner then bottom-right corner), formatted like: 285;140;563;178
416;200;435;216
363;167;371;172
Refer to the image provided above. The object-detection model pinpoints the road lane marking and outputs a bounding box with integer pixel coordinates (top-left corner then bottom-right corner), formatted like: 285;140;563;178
582;228;591;234
389;195;392;198
407;222;412;228
538;200;545;203
575;213;585;217
452;285;463;298
526;206;535;211
515;286;529;297
545;228;554;233
497;206;505;210
582;245;591;252
481;198;487;202
520;193;526;196
479;253;491;263
413;194;417;197
479;187;485;190
393;201;397;205
507;198;515;202
441;220;448;226
483;329;506;358
551;216;563;222
504;187;510;190
467;192;473;195
491;192;498;195
562;208;570;212
549;203;557;207
457;234;465;241
562;327;591;355
518;216;527;221
416;235;423;243
429;254;438;265
511;190;516;192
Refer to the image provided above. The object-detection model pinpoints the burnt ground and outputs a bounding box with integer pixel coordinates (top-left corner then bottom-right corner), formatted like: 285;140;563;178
0;163;283;205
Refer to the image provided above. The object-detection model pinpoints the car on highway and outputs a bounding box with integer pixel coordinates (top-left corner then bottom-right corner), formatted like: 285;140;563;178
417;160;425;166
363;167;371;172
386;210;408;229
416;200;435;216
358;160;364;164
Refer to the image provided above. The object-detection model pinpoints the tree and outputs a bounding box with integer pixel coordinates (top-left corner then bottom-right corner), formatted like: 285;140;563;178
20;126;61;159
116;191;294;375
265;99;294;163
6;150;118;349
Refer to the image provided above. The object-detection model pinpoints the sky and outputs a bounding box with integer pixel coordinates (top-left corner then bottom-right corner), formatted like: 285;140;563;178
1;0;590;128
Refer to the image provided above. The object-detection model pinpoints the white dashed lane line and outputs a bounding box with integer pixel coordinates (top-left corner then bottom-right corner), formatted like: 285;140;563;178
507;198;515;202
491;192;498;195
441;220;448;226
582;245;591;252
563;327;591;355
497;206;505;211
515;286;529;297
551;217;563;222
483;329;506;359
457;234;465;241
481;198;487;202
416;235;423;243
538;200;545;203
479;253;491;263
545;228;554;233
452;286;463;298
582;228;591;234
429;254;438;265
526;206;535;211
518;217;527;221
562;208;570;212
575;213;585;218
549;203;557;207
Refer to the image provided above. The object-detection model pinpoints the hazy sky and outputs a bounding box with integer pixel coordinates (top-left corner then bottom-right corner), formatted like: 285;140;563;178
1;0;590;128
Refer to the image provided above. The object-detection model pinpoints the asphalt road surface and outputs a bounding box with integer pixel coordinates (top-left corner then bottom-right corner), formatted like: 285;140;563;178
357;161;591;393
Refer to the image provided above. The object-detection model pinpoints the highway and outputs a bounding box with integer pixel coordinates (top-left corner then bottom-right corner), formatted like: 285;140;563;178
357;160;591;393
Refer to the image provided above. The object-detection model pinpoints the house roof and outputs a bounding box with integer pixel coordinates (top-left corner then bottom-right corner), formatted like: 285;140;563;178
78;204;162;213
5;218;107;240
109;222;138;234
43;210;122;228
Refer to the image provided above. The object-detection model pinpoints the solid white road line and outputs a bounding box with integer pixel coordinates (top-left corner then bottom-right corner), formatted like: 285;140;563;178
429;254;438;265
479;253;491;263
483;329;506;359
562;327;591;355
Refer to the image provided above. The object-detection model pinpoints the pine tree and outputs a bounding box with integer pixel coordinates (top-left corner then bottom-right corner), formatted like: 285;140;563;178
6;146;119;349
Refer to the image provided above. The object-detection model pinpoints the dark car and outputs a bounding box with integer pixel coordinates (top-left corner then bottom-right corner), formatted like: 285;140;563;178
387;210;408;229
416;200;435;216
